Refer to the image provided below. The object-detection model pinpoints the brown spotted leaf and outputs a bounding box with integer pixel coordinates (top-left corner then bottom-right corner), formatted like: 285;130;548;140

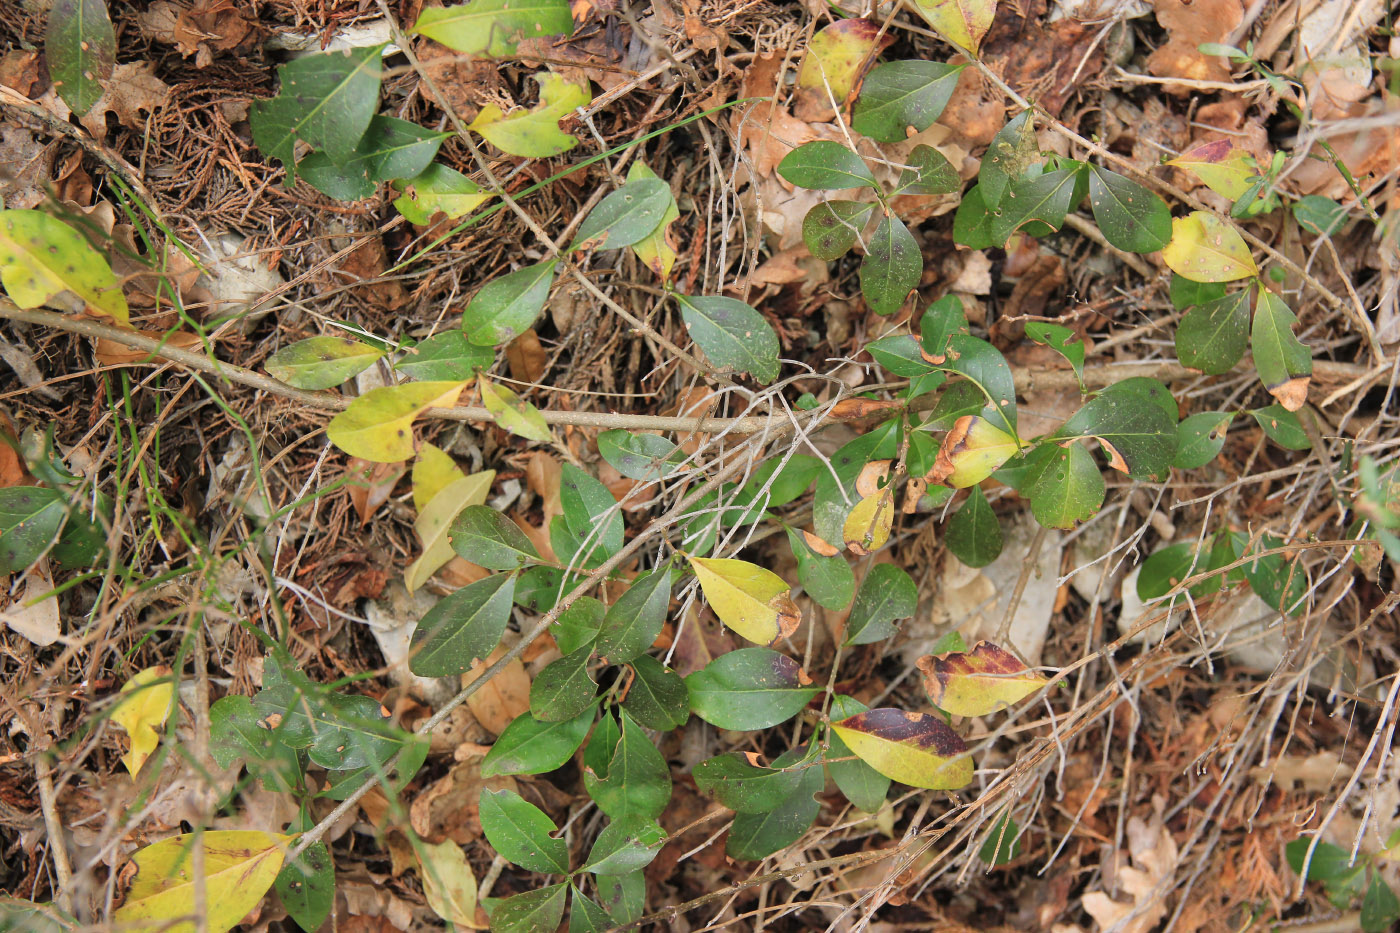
916;642;1049;717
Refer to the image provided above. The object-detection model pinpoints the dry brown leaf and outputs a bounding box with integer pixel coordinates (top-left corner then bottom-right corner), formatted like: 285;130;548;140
140;0;258;66
461;644;531;736
526;450;562;522
339;234;407;310
1145;0;1243;87
93;329;204;365
506;329;547;384
79;62;172;139
346;459;405;525
0;125;53;210
1081;811;1179;933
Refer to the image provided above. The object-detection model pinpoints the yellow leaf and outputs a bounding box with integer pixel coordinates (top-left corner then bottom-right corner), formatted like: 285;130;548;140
1167;139;1260;203
327;381;466;462
0;209;130;327
626;162;679;281
910;0;996;53
842;491;893;555
928;415;1018;488
469;73;589;158
915;642;1049;717
405;470;496;592
413;443;466;511
111;666;175;777
831;708;972;790
418;839;483;928
689;556;801;646
1160;211;1258;283
796;19;886;103
479;378;552;443
113;831;290;933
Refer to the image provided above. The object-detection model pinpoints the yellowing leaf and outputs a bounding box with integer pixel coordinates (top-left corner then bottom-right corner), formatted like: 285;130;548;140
405;470;496;592
394;164;494;225
412;0;573;58
627;162;679;281
418;839;482;928
113;831;290;933
796;19;887;103
327;381;466;463
1167;139;1259;203
910;0;996;53
842;491;893;555
479;378;552;443
915;642;1049;717
928;415;1018;488
0;209;130;326
689;556;800;646
1161;211;1257;283
413;443;466;511
111;666;175;777
468;73;589;158
830;708;972;790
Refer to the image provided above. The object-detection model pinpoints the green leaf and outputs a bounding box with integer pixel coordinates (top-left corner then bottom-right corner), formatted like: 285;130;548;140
581;819;666;875
945;486;1002;567
253;655;402;771
264;336;384;390
481;706;595;776
250;45;385;185
1251;404;1312;451
569;889;615;933
597;430;683;481
861;214;922;315
276;841;334;933
1086;166;1171;253
866;334;932;377
412;0;573;57
1023;442;1105;529
1169;274;1227;310
1175;287;1251;375
1136;541;1226;602
952;183;995;249
989;167;1080;246
1292;195;1348;237
1285;839;1355;883
571;179;675;252
979;813;1021;866
1239;534;1306;615
731;456;824;518
1058;390;1176;481
1251;291;1312;411
396;331;493;381
208;696;301;793
777;141;878;190
802;200;875;261
0;487;72;574
44;0;114;116
844;563;916;645
938;334;1018;437
686;648;819;730
1100;376;1177;424
1361;876;1400;932
1174;411;1233;468
825;695;890;812
583;710;671;823
694;751;804;813
408;573;516;677
449;506;541;570
480;378;553;444
393;163;493;224
626;162;680;280
920;294;969;363
469;73;589;158
0;208;130;326
674;293;780;384
530;646;597;722
596;567;672;663
785;525;855;610
979;111;1038;211
558;463;624;566
483;883;568;933
462;260;557;347
327;381;465;462
553;596;604;654
479;787;569;874
1160;211;1257;282
1024;322;1084;388
853;60;964;143
725;745;823;860
623;655;689;731
893;145;961;196
595;872;645;925
299;115;448;200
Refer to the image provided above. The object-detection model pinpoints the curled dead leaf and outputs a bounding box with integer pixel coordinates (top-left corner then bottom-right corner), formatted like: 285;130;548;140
855;459;893;498
802;528;841;557
1100;438;1129;474
1267;376;1310;412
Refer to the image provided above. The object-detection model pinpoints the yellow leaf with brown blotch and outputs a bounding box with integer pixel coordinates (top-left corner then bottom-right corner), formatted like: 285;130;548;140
916;642;1049;717
927;415;1018;488
1161;211;1257;283
910;0;996;53
111;665;175;777
842;491;893;555
113;831;289;933
689;556;800;646
830;708;972;790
